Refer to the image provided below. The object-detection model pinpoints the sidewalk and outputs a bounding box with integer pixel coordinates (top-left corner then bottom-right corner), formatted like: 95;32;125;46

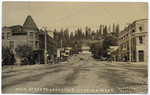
108;61;148;66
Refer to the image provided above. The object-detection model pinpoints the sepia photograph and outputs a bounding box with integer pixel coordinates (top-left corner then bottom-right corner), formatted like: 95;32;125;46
1;0;148;94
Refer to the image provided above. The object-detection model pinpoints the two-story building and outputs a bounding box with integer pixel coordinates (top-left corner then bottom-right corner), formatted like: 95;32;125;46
118;19;148;62
2;15;56;64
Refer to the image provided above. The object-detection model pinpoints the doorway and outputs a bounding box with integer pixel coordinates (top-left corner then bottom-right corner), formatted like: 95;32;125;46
139;50;144;62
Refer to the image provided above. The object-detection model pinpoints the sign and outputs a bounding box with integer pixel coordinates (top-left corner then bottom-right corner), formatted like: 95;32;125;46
57;48;64;57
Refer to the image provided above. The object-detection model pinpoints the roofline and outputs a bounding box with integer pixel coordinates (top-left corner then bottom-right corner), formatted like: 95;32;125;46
119;18;148;34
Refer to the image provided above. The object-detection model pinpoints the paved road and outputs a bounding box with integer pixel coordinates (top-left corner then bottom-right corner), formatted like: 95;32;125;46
2;53;148;94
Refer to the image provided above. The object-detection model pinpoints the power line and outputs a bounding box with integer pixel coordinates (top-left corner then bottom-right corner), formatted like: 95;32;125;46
38;3;96;27
100;3;126;26
41;25;101;28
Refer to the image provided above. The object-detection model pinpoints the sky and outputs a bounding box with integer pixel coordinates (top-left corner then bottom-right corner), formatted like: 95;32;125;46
2;2;148;33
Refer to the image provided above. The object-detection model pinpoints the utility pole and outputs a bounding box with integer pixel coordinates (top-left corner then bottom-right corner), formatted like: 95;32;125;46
60;39;63;62
43;27;48;64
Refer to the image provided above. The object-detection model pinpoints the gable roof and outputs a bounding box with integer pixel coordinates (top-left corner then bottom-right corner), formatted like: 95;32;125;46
22;15;38;30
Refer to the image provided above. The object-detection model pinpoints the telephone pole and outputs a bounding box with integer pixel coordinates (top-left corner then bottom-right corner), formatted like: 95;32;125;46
43;27;48;64
60;39;63;62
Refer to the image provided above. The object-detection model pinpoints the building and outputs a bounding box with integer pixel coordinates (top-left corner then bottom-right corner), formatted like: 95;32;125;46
2;15;56;64
81;46;91;54
57;47;72;61
118;19;148;62
108;46;119;61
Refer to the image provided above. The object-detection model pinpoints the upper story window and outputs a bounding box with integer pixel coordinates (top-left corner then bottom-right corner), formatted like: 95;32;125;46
7;32;11;40
132;38;136;45
35;41;39;48
2;33;4;39
139;36;143;44
36;33;38;39
132;29;135;33
139;27;142;31
9;41;14;48
126;33;128;37
30;41;34;46
127;41;129;50
121;43;123;49
51;42;53;45
30;32;33;39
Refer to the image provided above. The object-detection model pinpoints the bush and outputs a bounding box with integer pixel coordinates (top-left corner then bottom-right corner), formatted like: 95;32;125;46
2;46;15;65
15;44;36;65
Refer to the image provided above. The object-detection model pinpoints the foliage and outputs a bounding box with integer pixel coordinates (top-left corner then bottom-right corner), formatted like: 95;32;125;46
53;23;119;55
90;42;103;59
103;36;118;50
90;35;118;59
15;44;36;65
2;46;15;65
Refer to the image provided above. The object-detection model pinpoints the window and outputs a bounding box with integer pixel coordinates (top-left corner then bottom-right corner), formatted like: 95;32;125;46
132;38;136;45
51;42;53;45
126;33;128;37
121;43;123;49
124;42;126;48
139;27;142;31
132;29;135;33
30;41;34;46
2;33;4;39
139;50;144;62
36;33;38;39
127;41;129;50
35;41;39;48
7;32;10;40
9;41;14;48
124;35;125;38
133;51;136;61
30;32;33;39
139;36;143;44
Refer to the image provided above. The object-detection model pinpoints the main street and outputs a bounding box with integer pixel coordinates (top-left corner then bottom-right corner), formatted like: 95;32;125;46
2;53;148;94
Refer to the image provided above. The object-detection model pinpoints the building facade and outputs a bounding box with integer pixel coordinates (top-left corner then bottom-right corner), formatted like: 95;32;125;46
118;19;148;62
2;15;56;64
57;47;72;61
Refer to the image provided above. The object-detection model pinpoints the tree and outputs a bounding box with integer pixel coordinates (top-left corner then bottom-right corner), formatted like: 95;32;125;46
113;23;116;33
99;25;102;35
15;44;36;65
103;36;118;50
85;26;91;39
90;42;103;59
116;24;120;37
103;25;108;38
108;25;111;33
2;46;15;65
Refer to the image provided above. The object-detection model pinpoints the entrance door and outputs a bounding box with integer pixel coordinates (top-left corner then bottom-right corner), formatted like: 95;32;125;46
139;50;144;62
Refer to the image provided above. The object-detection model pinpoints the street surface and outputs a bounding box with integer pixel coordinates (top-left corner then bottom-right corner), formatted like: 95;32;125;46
2;53;148;94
